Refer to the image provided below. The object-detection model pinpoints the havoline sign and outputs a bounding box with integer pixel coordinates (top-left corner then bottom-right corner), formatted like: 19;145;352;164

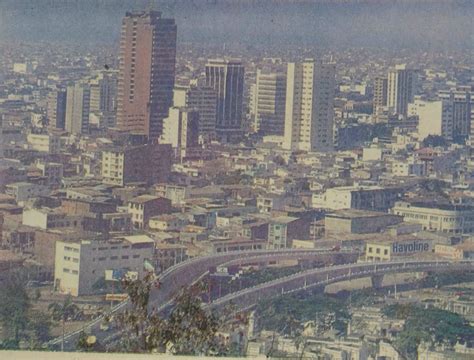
392;241;430;254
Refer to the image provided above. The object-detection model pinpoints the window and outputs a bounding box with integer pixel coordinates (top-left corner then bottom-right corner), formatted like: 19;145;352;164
111;256;118;260
63;268;70;273
122;255;129;259
133;254;140;259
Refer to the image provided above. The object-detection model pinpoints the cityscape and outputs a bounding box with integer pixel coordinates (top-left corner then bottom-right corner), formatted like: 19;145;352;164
1;0;474;359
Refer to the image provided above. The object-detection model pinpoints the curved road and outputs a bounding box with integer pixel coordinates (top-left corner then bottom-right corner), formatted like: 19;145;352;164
208;259;474;311
47;248;357;350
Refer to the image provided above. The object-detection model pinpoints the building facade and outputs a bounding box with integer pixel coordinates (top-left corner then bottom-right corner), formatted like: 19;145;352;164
116;10;177;139
254;69;287;136
283;59;335;152
205;59;245;140
387;64;416;117
65;82;91;135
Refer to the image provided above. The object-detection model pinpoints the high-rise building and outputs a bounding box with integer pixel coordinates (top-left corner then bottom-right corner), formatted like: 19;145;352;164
205;59;244;140
373;76;388;122
116;10;177;140
65;82;90;135
283;59;336;152
387;64;416;117
438;87;474;139
90;71;118;128
254;69;287;136
161;107;200;160
408;98;453;140
47;89;67;130
173;81;217;140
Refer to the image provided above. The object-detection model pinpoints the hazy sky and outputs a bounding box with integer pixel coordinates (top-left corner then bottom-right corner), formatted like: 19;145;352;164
0;0;473;49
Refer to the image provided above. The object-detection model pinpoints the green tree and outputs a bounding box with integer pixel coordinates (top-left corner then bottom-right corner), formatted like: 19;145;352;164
114;272;225;355
0;271;30;345
48;295;81;352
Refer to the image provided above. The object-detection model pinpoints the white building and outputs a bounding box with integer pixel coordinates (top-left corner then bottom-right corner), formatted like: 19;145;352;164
408;98;453;140
27;133;61;154
54;235;155;296
161;107;199;159
254;69;287;136
65;82;91;134
392;201;474;234
283;59;335;152
387;64;417;117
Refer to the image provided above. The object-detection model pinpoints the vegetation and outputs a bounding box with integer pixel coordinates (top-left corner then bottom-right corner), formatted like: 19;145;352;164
0;270;52;349
256;292;350;337
383;303;474;359
112;272;235;356
422;134;448;148
421;271;474;289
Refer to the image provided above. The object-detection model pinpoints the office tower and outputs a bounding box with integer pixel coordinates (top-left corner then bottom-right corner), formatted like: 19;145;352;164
116;10;177;140
65;82;91;135
387;64;416;117
90;71;117;114
408;98;453;140
373;76;388;122
205;59;244;140
254;69;287;136
283;59;336;152
161;107;200;160
90;71;118;128
47;89;67;130
173;81;217;140
438;87;474;139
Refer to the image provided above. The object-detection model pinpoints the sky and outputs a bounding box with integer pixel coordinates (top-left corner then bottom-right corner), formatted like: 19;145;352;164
0;0;473;49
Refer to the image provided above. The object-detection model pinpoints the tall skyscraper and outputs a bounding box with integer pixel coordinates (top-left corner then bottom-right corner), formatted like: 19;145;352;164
205;59;244;140
283;59;336;152
65;82;90;135
116;10;177;140
387;64;416;117
173;81;217;140
254;69;287;136
90;71;118;128
373;75;388;122
47;88;67;130
438;87;474;139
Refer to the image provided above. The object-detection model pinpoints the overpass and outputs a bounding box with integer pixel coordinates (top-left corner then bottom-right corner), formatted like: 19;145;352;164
208;259;474;311
47;248;358;350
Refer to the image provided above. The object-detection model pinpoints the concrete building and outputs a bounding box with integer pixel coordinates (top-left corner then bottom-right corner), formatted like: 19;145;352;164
35;161;64;187
408;98;453;140
101;143;172;186
127;195;171;229
54;235;155;296
438;88;474;139
387;64;416;117
161;107;200;160
325;210;403;235
267;216;310;249
173;81;217;140
47;89;67;130
205;59;245;140
116;11;177;139
373;75;388;122
89;71;118;128
365;237;433;261
283;59;335;152
5;182;49;203
27;133;61;154
254;69;287;136
392;201;474;234
314;186;402;211
65;82;91;135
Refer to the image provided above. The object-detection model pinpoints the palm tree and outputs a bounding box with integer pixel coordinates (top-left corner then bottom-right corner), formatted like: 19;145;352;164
48;295;80;351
